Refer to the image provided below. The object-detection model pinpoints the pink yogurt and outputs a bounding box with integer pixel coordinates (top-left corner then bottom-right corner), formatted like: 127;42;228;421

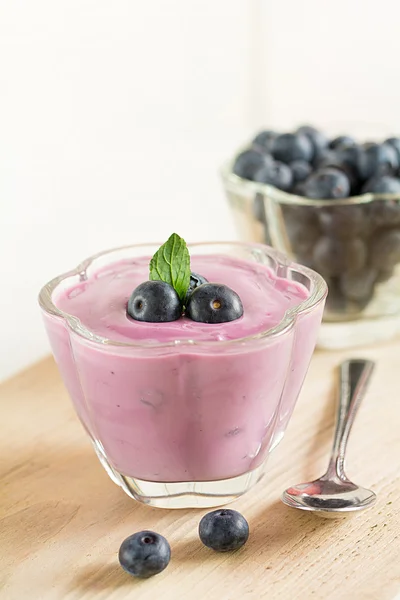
42;253;325;483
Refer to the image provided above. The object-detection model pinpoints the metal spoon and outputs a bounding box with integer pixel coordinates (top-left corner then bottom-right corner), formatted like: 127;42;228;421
281;359;376;516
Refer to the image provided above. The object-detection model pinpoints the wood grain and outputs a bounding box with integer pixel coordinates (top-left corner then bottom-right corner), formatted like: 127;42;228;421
1;343;399;600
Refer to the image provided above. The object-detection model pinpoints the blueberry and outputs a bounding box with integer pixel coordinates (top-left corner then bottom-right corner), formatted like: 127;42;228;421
329;135;356;150
362;175;400;194
385;137;400;163
185;272;209;305
313;236;366;276
186;283;243;323
325;277;347;313
233;149;269;181
326;145;365;187
369;199;400;229
318;205;368;239
296;125;329;161
339;268;377;302
359;143;399;180
127;281;182;322
283;205;320;261
376;267;394;283
303;168;351;199
253;160;293;191
118;531;171;578
252;130;277;153
272;133;313;164
292;182;307;196
313;148;338;169
289;160;312;184
198;509;249;552
371;229;400;269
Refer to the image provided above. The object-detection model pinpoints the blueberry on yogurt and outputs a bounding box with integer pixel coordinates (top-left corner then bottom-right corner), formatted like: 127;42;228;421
186;283;243;324
127;281;182;322
185;272;209;305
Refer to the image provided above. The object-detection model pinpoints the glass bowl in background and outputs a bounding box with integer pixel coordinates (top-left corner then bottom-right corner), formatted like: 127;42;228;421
39;242;326;509
222;162;400;349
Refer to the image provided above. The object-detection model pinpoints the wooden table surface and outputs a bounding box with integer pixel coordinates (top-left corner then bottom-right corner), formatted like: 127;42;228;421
1;344;400;600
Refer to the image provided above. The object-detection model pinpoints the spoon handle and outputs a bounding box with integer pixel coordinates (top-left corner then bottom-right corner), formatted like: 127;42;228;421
327;359;375;479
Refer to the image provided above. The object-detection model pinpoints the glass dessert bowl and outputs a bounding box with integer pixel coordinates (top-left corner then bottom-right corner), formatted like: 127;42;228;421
222;164;400;349
39;241;326;509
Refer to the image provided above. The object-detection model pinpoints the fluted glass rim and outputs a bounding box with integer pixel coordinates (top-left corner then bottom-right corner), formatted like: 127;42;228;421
39;241;327;348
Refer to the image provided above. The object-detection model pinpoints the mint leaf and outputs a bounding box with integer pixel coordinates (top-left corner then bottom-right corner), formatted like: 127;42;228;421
149;233;191;302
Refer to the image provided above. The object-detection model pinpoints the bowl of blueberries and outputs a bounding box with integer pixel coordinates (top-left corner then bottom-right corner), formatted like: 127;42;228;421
221;125;400;348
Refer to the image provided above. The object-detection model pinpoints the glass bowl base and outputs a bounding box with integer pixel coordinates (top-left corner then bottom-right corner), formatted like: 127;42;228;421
317;314;400;349
117;465;267;509
91;431;268;508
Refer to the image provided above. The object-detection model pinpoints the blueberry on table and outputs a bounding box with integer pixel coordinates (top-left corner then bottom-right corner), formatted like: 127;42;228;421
233;149;270;181
185;272;209;305
359;143;399;180
329;135;356;150
313;236;366;276
289;160;312;184
362;175;400;194
119;531;171;578
199;509;249;552
303;168;351;199
272;133;313;164
371;229;400;269
127;280;182;322
252;130;277;153
186;283;243;324
253;160;293;191
296;125;329;160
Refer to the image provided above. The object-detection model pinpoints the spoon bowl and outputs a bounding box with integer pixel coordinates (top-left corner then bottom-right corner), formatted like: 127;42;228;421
282;477;377;514
281;359;376;517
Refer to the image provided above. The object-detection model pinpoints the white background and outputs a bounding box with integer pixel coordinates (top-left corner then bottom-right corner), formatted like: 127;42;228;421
2;0;400;380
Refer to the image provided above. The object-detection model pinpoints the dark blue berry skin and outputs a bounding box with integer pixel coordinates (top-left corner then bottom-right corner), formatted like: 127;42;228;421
371;229;400;269
186;283;243;324
297;125;329;161
119;531;171;578
127;281;181;322
359;143;399;180
272;133;313;164
185;272;209;305
289;160;312;184
362;175;400;194
252;130;277;153
318;205;367;239
233;149;269;181
313;237;366;276
385;137;400;163
199;509;249;552
253;160;293;191
339;268;377;302
303;167;350;199
329;135;356;150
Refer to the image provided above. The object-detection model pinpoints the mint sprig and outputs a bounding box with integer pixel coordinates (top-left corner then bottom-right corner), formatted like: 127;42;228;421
149;233;191;303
